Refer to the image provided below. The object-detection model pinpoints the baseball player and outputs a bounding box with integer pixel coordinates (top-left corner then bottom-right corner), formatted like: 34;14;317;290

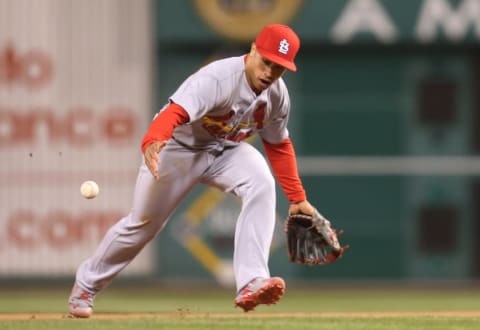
68;24;320;317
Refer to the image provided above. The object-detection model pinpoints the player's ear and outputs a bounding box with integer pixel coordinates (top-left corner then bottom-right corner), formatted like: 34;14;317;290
250;43;256;56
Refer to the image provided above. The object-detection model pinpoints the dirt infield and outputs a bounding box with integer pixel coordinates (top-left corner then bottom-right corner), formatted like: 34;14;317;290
1;311;480;320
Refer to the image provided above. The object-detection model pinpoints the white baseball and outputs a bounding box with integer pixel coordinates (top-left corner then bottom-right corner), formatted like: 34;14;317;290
80;180;99;199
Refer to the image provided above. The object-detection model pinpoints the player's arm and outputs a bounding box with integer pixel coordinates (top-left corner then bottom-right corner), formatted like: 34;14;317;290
141;102;190;180
262;138;315;215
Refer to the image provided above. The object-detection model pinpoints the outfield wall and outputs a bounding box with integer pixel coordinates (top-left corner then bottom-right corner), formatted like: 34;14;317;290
1;0;480;286
0;0;154;276
153;0;480;285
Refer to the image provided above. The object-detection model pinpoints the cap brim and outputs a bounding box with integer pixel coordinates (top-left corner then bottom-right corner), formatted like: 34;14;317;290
257;48;297;72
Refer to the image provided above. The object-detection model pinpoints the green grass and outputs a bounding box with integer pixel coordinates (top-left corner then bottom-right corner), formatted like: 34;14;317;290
1;285;480;329
3;317;480;330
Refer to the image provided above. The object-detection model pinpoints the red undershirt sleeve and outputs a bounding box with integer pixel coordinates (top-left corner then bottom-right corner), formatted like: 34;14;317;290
141;103;190;153
262;137;307;204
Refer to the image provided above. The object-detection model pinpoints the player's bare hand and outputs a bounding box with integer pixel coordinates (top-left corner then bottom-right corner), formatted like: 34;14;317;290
288;200;315;216
143;141;167;180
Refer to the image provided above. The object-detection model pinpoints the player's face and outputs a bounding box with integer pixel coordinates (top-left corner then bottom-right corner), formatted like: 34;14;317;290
245;44;286;92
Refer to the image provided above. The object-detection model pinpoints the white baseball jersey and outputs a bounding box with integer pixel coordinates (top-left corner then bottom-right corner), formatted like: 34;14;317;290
168;55;291;149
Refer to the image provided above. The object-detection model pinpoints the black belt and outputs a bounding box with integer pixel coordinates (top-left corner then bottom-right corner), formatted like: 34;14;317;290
172;137;235;157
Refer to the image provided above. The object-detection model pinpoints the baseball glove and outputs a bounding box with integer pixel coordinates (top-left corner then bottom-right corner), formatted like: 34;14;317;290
285;209;349;265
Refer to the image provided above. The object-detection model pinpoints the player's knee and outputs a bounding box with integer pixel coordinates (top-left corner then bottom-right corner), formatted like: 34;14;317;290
121;215;163;242
250;172;275;198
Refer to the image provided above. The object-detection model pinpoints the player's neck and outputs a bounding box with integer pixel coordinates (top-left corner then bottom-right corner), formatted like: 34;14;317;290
244;54;262;95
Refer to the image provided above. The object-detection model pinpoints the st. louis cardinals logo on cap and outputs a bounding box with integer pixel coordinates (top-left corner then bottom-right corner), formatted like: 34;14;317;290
255;24;300;72
278;39;290;55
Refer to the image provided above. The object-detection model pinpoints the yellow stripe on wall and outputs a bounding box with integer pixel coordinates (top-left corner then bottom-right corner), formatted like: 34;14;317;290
183;235;221;274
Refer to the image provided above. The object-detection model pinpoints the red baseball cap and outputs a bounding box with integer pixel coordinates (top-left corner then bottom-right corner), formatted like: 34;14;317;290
255;24;300;72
